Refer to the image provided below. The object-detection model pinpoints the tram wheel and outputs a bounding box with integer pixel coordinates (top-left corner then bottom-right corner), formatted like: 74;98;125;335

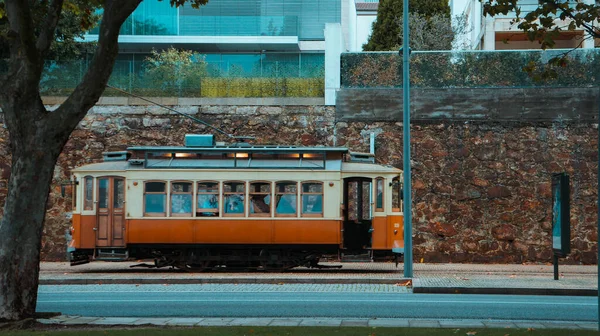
185;249;212;272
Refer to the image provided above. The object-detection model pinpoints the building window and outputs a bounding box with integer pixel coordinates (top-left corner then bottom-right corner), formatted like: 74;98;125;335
223;181;245;216
392;176;402;212
301;182;323;217
275;181;297;216
171;181;192;216
84;176;93;211
197;181;219;217
144;181;166;216
250;181;271;216
375;178;384;212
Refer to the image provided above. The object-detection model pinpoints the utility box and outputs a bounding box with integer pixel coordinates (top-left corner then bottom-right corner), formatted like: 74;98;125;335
185;134;215;147
551;172;570;257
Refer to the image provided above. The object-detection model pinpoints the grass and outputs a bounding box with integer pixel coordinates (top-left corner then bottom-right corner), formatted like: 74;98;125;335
3;327;598;336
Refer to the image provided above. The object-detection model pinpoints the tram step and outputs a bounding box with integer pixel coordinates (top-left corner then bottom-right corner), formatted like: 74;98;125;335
96;248;129;261
341;253;372;262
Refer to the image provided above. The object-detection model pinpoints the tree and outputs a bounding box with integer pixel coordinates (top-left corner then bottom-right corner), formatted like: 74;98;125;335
0;0;207;322
363;0;450;51
144;47;207;95
388;12;470;51
482;0;600;75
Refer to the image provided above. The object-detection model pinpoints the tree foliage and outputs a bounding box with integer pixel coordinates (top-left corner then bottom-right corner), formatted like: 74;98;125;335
0;0;207;323
482;0;600;78
363;0;450;51
144;47;207;93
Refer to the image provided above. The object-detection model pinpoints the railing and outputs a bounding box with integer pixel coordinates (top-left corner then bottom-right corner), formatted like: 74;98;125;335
36;58;324;98
341;49;600;88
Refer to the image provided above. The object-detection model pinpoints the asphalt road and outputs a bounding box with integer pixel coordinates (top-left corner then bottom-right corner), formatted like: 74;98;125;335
36;284;598;322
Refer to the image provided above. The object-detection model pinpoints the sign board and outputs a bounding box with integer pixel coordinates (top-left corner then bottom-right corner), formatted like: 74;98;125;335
551;173;570;257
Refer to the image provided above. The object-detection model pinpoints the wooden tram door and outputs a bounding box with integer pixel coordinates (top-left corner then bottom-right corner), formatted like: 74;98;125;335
96;177;126;247
343;177;373;252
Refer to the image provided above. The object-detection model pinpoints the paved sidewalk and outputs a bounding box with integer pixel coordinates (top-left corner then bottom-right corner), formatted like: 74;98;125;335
40;261;598;296
37;315;598;330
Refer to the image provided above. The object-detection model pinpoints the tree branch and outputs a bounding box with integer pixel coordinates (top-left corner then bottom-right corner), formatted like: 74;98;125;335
36;0;64;56
5;0;40;66
48;0;142;138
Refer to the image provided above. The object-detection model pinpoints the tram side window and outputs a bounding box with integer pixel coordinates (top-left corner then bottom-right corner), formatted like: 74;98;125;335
301;182;323;217
223;181;245;216
84;176;93;210
392;177;402;212
197;181;219;217
144;181;166;217
275;181;297;216
171;181;192;216
376;178;384;212
250;182;271;216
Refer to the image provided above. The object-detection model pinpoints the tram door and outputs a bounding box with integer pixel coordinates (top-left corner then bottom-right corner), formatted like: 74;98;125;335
343;177;373;252
96;177;126;247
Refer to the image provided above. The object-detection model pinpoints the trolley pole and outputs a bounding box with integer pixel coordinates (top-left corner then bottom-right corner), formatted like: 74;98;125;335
402;0;413;278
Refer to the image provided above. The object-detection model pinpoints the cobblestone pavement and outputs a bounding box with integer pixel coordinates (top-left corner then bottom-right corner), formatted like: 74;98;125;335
40;261;598;294
37;315;598;330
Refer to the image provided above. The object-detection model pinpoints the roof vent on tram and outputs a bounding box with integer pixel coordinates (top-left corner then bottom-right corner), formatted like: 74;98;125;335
347;152;375;163
103;151;131;162
185;134;215;147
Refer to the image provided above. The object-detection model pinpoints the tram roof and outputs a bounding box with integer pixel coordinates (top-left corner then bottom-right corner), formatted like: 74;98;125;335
72;160;401;174
127;146;349;153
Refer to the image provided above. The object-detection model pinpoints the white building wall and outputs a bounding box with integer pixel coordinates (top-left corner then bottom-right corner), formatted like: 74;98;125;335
355;14;377;51
348;0;357;51
324;23;344;106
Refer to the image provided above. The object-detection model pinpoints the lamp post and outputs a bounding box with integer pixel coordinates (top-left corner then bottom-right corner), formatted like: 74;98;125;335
402;0;413;278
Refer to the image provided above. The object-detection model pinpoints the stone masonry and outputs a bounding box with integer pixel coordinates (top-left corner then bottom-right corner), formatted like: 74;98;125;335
0;103;597;263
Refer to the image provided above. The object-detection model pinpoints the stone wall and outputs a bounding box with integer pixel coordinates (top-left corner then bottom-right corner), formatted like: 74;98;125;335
0;103;597;263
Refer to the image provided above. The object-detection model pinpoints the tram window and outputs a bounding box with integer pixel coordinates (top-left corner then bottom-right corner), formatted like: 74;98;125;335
301;182;323;217
171;181;192;217
250;182;271;216
223;181;245;216
376;178;384;212
98;179;109;209
392;177;402;212
144;181;166;216
72;178;77;210
84;176;93;210
275;181;297;216
197;181;219;217
114;179;125;209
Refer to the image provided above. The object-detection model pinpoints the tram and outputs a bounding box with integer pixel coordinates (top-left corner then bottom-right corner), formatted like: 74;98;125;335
67;134;404;270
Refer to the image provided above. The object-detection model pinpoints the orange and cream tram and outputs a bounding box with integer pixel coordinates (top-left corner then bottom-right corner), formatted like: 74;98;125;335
67;134;404;270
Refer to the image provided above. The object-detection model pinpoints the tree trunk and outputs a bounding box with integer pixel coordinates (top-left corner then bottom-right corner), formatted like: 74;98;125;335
0;104;62;321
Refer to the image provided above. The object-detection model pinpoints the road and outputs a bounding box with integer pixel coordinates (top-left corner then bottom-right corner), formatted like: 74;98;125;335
36;284;598;322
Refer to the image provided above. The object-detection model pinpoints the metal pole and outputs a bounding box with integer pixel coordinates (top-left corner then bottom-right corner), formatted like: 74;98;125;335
402;0;413;278
597;89;599;331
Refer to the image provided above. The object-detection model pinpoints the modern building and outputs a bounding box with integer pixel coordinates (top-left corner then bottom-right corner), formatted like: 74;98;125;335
84;0;346;78
451;0;596;50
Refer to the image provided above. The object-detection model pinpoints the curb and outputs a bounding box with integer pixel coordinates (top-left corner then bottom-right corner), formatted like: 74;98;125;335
413;287;598;296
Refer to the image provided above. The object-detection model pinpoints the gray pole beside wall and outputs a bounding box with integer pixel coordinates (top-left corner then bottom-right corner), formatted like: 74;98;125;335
402;0;413;278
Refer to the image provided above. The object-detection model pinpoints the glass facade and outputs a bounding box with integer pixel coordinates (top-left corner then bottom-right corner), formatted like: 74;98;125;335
92;0;340;40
